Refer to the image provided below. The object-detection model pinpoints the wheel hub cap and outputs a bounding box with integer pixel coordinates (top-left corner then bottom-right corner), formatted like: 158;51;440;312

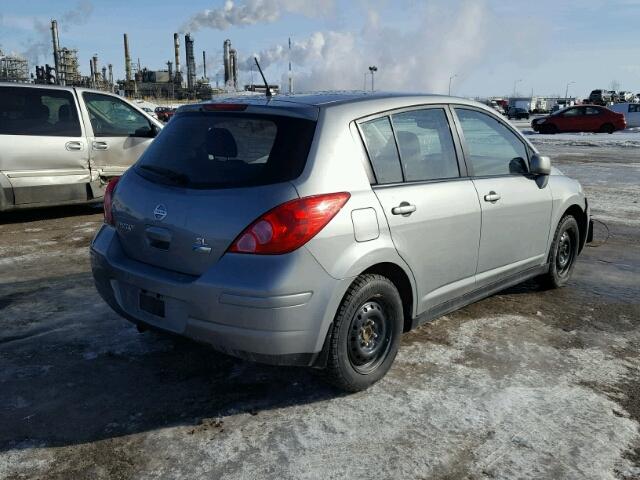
348;300;392;374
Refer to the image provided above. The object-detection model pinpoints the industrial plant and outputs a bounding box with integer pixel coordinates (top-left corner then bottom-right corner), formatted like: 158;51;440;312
1;17;261;101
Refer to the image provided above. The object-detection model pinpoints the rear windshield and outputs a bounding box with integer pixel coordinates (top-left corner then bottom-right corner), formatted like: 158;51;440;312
135;112;316;189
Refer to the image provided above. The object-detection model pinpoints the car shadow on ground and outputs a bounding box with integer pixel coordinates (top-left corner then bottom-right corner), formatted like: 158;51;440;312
0;204;102;225
0;273;342;452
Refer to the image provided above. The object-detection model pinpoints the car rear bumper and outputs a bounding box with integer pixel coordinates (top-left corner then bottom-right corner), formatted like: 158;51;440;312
91;224;350;366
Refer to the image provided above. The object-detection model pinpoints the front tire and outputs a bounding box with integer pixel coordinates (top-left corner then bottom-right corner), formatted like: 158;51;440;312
541;124;558;134
539;215;580;289
323;274;403;392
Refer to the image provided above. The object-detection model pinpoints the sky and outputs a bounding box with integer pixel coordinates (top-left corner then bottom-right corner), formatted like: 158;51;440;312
1;0;639;98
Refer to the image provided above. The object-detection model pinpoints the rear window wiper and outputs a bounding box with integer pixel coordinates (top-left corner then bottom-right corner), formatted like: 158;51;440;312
138;165;190;186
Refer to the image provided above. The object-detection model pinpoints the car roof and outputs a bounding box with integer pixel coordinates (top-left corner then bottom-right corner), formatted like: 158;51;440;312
178;91;491;121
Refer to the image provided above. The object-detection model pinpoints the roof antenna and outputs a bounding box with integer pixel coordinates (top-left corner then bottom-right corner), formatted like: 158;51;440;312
254;57;272;98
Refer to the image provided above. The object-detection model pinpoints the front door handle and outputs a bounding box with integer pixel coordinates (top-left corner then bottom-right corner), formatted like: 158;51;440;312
65;141;83;151
484;191;501;203
391;202;417;216
92;141;109;150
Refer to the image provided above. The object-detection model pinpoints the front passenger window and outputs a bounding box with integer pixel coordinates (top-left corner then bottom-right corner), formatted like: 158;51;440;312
83;92;151;137
455;108;528;176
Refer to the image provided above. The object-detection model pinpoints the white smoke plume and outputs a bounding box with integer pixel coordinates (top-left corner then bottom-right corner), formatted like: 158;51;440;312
20;1;94;65
181;0;334;32
240;0;537;94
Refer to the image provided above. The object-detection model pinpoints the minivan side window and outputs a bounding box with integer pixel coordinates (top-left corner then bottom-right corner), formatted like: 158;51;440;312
391;108;459;182
455;108;529;176
83;92;151;137
0;87;81;137
630;104;640;113
360;116;403;184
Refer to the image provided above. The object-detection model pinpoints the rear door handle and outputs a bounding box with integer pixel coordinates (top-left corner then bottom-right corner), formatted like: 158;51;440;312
484;191;501;202
391;202;417;216
92;141;109;150
65;141;83;151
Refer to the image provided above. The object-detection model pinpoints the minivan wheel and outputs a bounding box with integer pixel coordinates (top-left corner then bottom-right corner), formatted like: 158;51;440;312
539;215;580;289
323;274;403;392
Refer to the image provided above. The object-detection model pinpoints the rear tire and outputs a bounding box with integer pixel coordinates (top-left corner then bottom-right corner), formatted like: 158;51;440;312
539;215;580;289
599;123;615;134
323;274;403;392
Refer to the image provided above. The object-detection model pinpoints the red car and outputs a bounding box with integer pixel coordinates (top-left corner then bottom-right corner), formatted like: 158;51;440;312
532;105;626;134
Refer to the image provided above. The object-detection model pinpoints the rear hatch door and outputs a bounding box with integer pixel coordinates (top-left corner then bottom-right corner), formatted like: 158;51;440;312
111;107;317;276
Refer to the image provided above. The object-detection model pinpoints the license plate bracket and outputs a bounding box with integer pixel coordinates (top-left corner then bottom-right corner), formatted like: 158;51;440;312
139;291;165;318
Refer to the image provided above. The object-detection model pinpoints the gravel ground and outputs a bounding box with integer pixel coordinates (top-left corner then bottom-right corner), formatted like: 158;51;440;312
0;139;638;480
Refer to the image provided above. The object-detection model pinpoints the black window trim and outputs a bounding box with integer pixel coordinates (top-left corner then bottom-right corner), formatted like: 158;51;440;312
0;85;84;138
450;105;533;179
355;103;469;187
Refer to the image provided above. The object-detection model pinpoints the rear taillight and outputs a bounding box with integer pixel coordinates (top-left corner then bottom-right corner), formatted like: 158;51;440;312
103;176;120;226
228;192;351;255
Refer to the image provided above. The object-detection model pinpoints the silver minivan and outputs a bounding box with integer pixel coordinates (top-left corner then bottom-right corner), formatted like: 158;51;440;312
91;93;592;391
0;83;163;211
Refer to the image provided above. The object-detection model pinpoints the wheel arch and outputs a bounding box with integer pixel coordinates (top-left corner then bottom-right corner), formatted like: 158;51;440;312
561;203;587;253
361;262;414;332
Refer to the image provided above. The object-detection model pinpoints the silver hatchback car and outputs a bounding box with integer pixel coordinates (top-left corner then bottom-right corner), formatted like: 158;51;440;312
91;93;592;391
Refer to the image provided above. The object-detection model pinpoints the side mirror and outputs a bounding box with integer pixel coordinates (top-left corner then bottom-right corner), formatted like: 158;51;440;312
134;124;159;138
530;153;551;176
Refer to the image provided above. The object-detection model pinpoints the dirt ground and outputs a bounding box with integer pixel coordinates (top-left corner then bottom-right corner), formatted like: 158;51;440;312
0;140;638;480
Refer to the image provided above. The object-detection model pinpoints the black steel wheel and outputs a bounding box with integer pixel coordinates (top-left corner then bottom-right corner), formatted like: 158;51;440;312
323;274;403;392
539;215;580;289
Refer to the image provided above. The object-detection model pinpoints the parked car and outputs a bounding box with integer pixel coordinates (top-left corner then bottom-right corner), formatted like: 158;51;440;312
531;105;626;134
0;83;163;212
91;93;592;391
507;107;530;120
155;106;171;122
588;89;612;105
155;107;178;123
609;102;640;128
617;91;633;103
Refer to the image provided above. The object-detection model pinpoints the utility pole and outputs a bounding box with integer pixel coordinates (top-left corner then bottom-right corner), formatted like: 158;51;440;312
369;65;377;92
449;74;457;96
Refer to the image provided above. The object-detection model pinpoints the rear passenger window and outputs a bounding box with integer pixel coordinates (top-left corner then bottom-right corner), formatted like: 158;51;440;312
0;87;81;137
585;107;601;115
360;117;403;184
391;109;459;182
455;108;528;176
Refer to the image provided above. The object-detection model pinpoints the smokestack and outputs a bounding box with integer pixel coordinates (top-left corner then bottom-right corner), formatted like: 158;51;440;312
202;50;207;80
230;48;238;90
223;39;231;86
89;59;94;87
50;20;61;85
173;33;181;83
108;63;113;87
92;55;98;84
185;33;196;91
123;33;132;82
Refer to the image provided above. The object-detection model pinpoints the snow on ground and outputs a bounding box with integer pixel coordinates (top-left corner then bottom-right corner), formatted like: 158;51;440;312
525;128;640;149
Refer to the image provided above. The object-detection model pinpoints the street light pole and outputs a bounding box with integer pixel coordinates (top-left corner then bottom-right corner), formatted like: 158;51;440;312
565;81;575;105
513;79;522;98
449;74;457;96
369;66;378;92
